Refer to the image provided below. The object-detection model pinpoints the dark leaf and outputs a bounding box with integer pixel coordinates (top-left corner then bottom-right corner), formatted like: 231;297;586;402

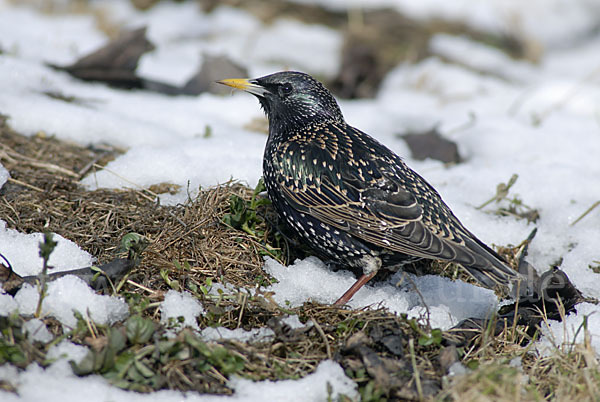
401;128;461;164
50;27;154;89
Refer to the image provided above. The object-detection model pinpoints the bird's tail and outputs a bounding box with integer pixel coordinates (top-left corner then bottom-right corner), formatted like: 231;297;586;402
459;235;523;290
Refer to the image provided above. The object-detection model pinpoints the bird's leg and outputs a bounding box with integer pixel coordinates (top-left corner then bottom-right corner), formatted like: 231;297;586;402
334;255;381;306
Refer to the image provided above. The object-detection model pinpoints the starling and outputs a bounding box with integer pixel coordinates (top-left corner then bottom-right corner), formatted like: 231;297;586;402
219;71;522;305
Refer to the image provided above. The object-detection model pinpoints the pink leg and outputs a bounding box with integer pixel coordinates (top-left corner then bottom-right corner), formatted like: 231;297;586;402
334;271;377;306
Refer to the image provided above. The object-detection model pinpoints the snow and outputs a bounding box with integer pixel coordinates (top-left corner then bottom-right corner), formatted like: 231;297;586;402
538;302;600;356
0;0;599;400
46;340;90;365
228;360;358;401
290;0;600;49
202;326;275;342
0;359;357;402
201;314;311;342
263;256;497;329
160;289;204;332
250;19;342;78
0;293;18;316
0;163;9;189
0;221;94;276
23;318;53;343
13;277;129;328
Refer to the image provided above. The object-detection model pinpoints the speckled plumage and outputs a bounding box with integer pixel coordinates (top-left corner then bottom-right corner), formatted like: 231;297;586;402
219;71;520;303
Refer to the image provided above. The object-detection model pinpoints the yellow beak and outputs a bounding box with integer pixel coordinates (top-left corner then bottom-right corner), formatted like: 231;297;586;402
217;78;268;97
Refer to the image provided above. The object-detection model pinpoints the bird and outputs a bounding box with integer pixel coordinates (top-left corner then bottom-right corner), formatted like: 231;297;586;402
218;71;522;305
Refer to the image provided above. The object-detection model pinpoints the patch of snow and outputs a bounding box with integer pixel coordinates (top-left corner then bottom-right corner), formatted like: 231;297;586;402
229;360;358;401
23;318;53;343
0;163;9;189
13;276;129;328
289;0;600;49
0;292;19;316
202;327;274;342
0;221;94;276
160;290;204;332
538;302;600;356
250;19;342;78
282;314;309;329
263;256;497;329
46;340;90;366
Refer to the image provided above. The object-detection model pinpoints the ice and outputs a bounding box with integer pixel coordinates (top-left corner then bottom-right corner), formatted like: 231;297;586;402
13;276;129;328
0;221;94;276
160;290;204;332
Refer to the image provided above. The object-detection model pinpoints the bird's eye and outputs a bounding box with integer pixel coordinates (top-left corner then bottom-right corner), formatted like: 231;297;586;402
280;83;293;96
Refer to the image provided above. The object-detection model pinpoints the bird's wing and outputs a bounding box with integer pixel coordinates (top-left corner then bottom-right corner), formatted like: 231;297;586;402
276;123;516;286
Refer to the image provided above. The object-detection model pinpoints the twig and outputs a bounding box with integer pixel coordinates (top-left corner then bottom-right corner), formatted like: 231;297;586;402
477;174;519;210
409;338;423;401
77;155;102;178
0;144;78;177
403;273;431;327
126;279;158;295
35;232;57;318
571;200;600;226
91;163;158;202
236;293;247;329
7;177;44;192
311;316;332;360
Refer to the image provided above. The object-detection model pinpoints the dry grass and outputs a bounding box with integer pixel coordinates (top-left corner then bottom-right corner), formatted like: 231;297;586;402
440;331;600;401
0;115;283;295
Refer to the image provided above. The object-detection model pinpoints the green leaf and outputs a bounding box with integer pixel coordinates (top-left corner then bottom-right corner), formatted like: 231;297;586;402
108;327;128;353
125;315;156;344
133;358;155;378
418;328;443;346
113;350;135;378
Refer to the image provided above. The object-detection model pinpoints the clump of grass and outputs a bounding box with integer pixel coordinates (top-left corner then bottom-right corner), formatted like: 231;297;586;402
70;315;245;393
221;177;285;261
477;174;539;223
441;305;600;401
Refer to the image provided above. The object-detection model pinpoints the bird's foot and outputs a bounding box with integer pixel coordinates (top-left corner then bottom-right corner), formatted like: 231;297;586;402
334;255;381;305
334;270;377;306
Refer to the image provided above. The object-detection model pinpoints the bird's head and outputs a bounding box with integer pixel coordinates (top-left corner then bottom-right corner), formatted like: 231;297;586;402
218;71;344;133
